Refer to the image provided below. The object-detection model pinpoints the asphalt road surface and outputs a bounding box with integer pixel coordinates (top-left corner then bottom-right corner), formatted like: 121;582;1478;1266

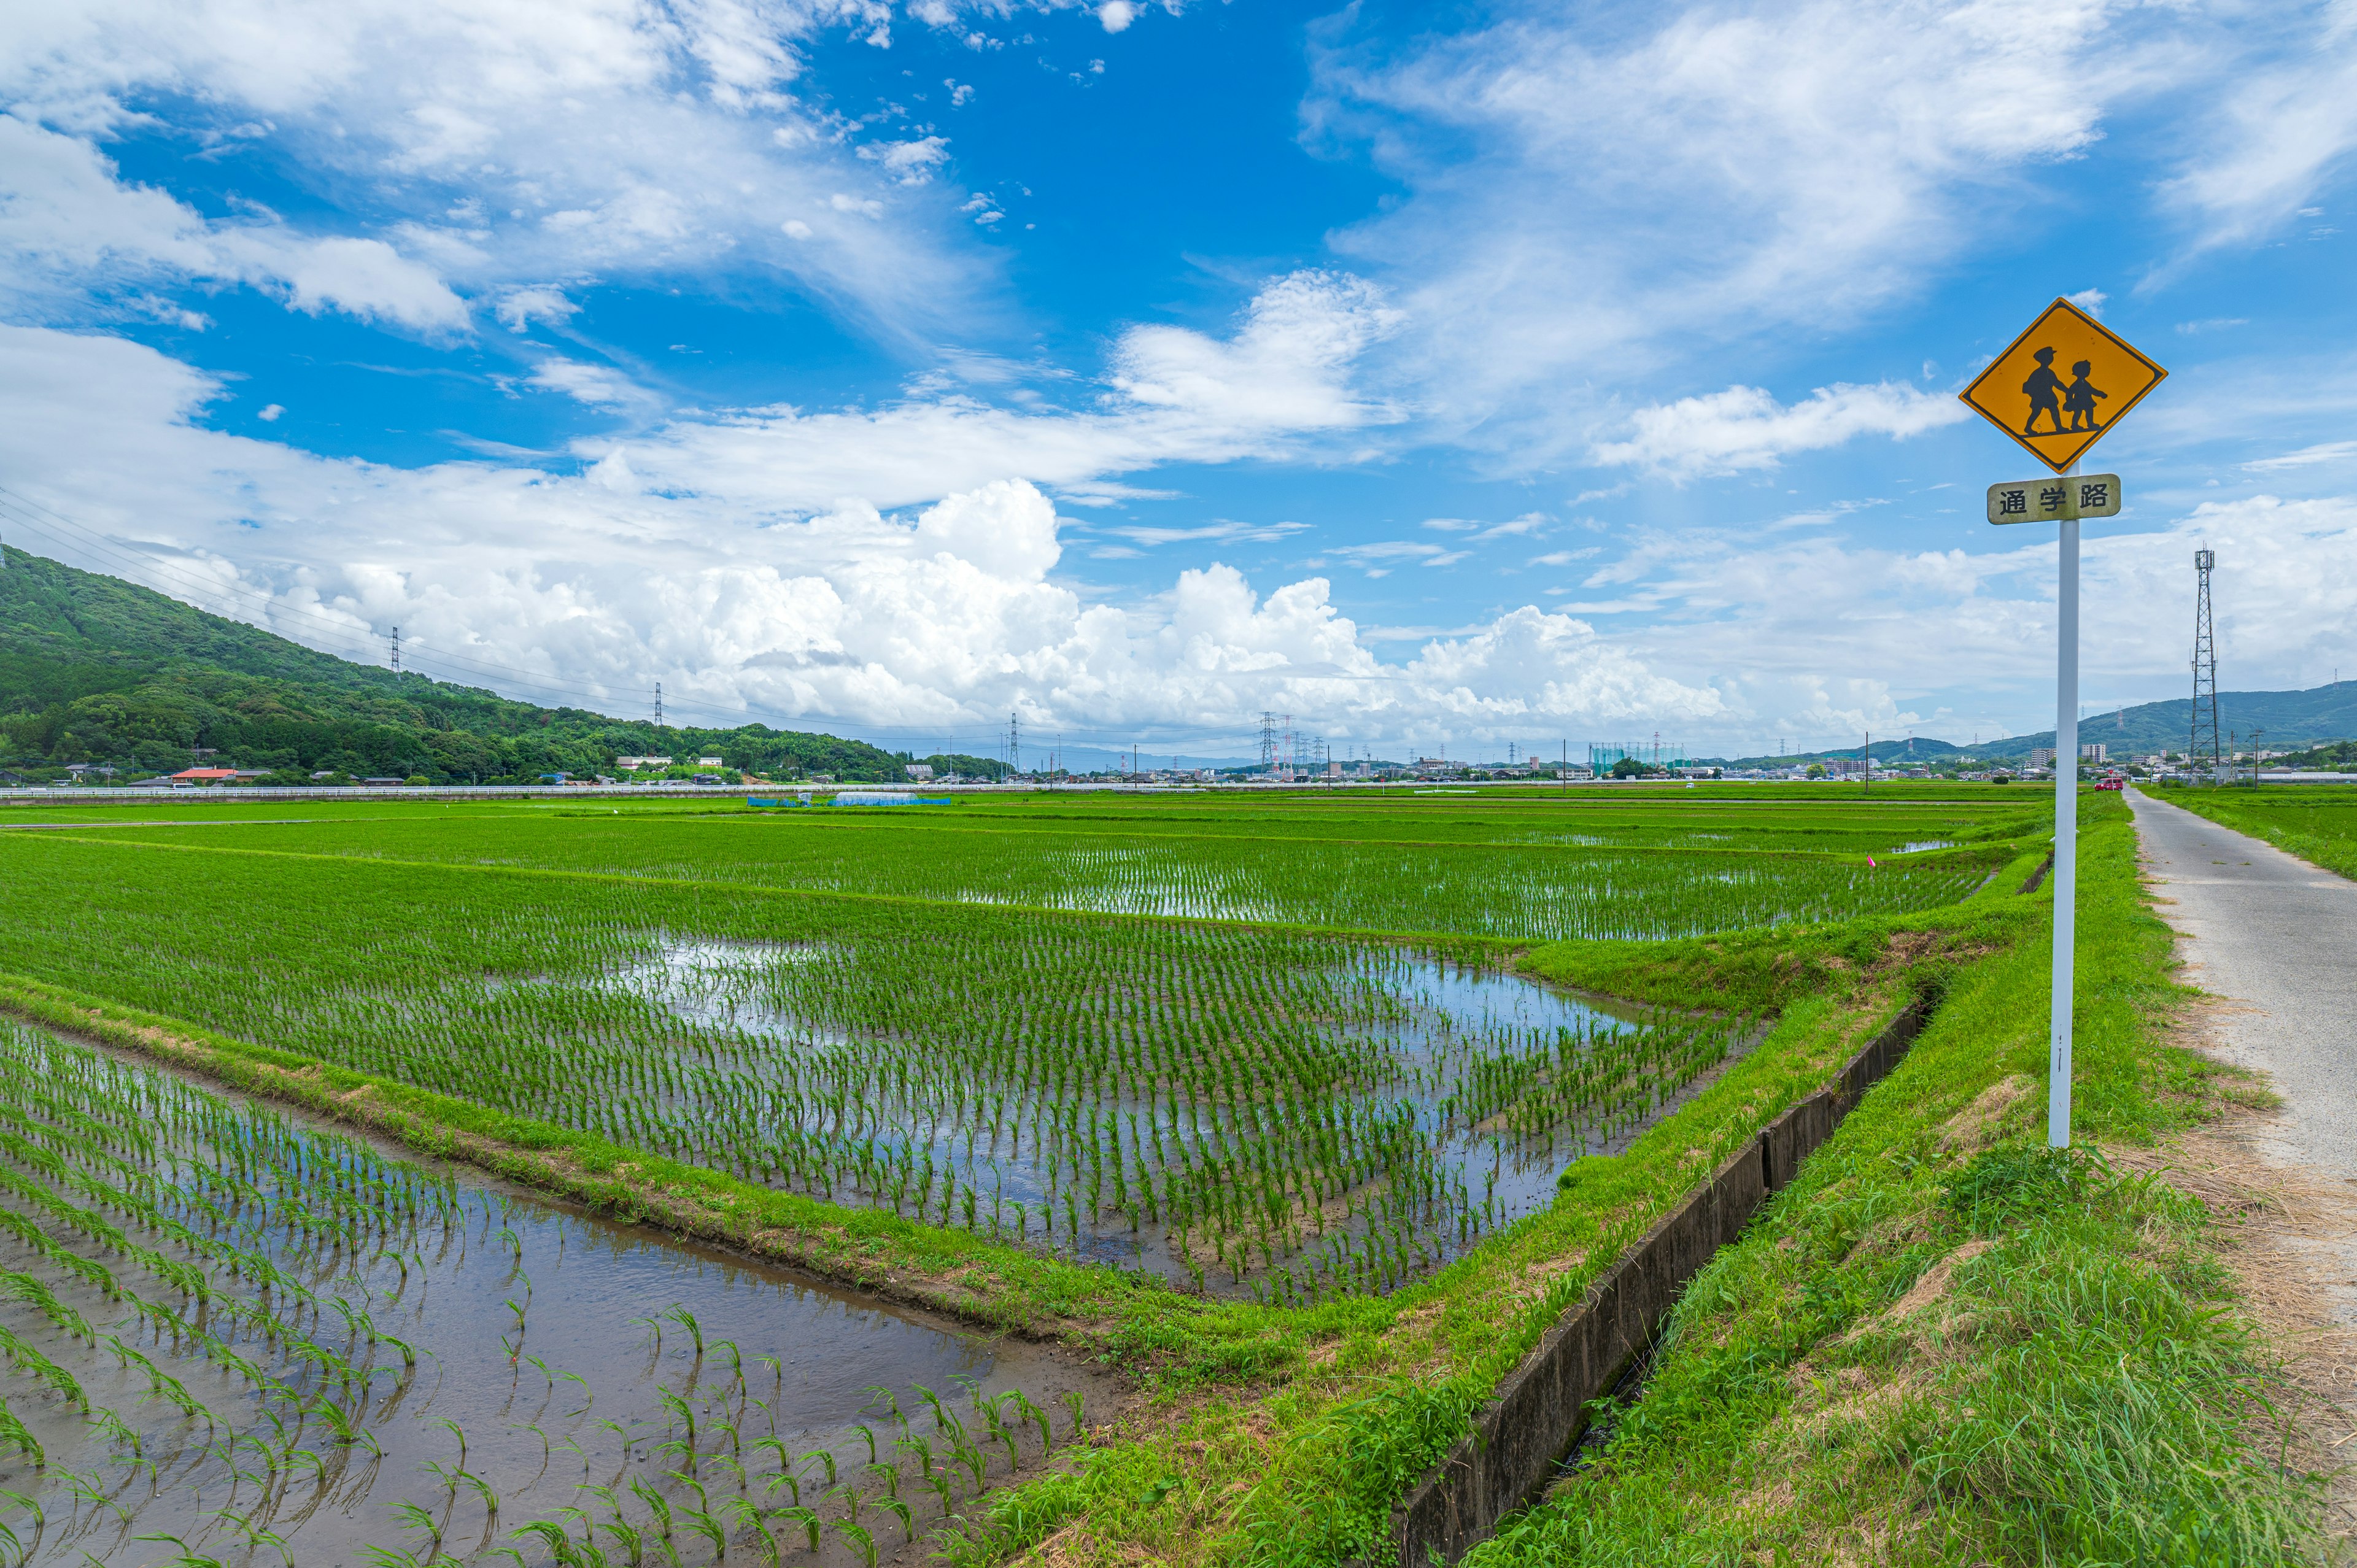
2129;788;2357;1185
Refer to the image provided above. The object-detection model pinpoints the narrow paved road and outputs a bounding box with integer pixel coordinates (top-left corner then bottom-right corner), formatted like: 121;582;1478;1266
2129;788;2357;1185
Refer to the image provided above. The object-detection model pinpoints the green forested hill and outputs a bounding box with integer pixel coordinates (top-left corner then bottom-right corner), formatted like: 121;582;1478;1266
1987;683;2357;759
0;546;993;783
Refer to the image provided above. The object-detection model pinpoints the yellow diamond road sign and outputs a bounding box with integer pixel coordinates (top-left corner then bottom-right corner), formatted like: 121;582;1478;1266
1959;298;2167;473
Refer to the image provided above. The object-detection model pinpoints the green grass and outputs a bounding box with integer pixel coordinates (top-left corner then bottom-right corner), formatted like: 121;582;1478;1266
2167;784;2357;881
1447;806;2320;1567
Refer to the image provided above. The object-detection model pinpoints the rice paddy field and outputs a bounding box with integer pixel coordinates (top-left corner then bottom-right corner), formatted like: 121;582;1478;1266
0;783;2042;1564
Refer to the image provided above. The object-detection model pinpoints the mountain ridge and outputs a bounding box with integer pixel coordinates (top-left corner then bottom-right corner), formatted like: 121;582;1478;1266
0;545;996;782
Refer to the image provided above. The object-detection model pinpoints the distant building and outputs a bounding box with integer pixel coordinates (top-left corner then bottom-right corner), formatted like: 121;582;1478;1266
2079;743;2106;765
905;763;935;781
2028;748;2057;770
695;755;723;767
169;767;241;785
615;755;674;770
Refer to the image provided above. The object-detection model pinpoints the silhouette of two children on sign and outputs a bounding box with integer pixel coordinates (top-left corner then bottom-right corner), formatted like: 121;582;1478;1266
2022;346;2105;434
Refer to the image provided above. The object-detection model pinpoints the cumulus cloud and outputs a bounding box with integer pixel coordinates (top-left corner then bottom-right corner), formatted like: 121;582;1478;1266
1591;381;1967;477
10;313;2353;755
0;322;1720;747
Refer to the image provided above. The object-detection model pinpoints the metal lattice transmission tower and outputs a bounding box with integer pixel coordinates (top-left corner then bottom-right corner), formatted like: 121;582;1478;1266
2191;549;2221;775
1007;711;1020;776
387;625;401;674
652;682;664;729
1259;711;1277;771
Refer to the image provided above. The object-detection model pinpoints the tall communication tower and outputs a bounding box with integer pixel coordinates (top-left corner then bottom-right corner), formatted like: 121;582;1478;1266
2191;549;2221;776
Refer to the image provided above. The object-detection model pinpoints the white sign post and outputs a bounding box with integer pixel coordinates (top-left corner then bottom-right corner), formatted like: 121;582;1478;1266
2048;468;2078;1148
1959;298;2167;1151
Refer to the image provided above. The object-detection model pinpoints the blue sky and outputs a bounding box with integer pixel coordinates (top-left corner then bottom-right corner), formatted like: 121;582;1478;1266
2;0;2355;762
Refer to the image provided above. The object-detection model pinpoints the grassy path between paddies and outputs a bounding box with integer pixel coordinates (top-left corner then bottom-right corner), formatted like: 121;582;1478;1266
1432;808;2324;1567
2165;784;2357;883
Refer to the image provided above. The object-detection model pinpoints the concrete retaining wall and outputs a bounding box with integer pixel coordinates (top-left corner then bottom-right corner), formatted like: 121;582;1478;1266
1387;996;1932;1568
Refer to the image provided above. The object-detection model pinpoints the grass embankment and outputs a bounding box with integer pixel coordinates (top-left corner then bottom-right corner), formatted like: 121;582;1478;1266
1450;804;2320;1566
2166;784;2357;881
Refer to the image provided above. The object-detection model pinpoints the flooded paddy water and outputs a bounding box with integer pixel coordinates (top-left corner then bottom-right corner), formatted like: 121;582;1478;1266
0;1023;1111;1567
601;938;1755;1302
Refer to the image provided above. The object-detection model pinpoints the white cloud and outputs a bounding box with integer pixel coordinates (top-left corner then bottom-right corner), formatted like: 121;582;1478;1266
859;136;952;185
0;115;468;331
1109;271;1404;431
1326;540;1468;577
2067;288;2108;316
573;270;1399;512
1098;2;1138;33
495;286;581;334
1108;520;1310;546
524;358;652;411
257;403;283;421
2159;12;2357;250
0;0;1011;346
1309;0;2161;460
2243;439;2357;472
1592;381;1967;477
0;322;1728;748
14;318;2353;754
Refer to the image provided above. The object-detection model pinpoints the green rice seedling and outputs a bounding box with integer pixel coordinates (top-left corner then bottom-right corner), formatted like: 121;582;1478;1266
0;1398;44;1469
834;1517;878;1568
769;1504;819;1553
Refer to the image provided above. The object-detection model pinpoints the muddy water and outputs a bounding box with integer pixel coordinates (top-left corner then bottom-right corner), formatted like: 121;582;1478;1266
0;1025;1112;1568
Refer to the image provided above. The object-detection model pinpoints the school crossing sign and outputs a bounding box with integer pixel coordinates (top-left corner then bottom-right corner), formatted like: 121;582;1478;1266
1958;297;2167;473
